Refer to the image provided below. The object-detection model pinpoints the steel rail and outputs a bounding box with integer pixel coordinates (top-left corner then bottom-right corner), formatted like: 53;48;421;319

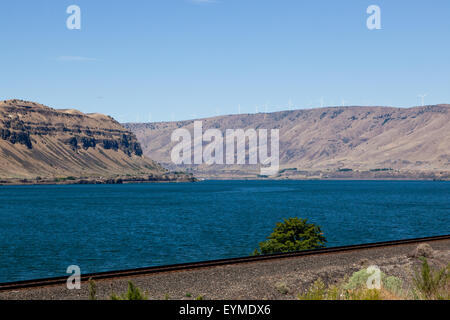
1;234;449;292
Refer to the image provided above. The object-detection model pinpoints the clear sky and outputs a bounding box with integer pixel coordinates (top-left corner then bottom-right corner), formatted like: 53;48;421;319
1;0;449;122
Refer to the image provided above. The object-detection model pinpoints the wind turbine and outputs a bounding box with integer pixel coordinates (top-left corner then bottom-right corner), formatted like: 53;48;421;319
341;99;348;107
320;97;324;108
418;94;427;107
288;99;293;110
238;104;241;114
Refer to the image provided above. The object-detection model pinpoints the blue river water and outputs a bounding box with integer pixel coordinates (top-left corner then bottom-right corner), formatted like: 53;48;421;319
0;180;449;282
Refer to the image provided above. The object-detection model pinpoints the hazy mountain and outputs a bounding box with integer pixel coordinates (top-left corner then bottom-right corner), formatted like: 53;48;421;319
125;105;450;180
0;100;193;184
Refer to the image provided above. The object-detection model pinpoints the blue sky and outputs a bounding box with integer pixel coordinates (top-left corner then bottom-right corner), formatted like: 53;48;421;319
1;0;449;122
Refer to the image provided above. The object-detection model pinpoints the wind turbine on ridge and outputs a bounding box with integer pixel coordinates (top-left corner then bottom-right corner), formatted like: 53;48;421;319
418;94;427;107
288;99;293;110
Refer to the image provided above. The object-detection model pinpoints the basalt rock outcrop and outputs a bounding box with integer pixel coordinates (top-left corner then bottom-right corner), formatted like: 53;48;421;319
0;99;194;183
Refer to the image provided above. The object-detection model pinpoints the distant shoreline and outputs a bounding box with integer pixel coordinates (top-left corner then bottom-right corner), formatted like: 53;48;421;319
0;174;197;186
200;177;449;181
1;176;448;186
189;169;450;182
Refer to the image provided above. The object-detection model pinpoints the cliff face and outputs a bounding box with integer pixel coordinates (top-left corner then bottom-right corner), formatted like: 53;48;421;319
0;100;169;181
125;105;450;180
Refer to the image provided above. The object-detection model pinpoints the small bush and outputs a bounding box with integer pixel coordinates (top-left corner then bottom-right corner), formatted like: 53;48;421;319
275;282;289;295
110;282;148;300
298;279;327;300
412;258;449;300
88;279;97;300
298;278;383;301
383;276;404;296
299;268;405;301
344;267;403;295
346;288;381;300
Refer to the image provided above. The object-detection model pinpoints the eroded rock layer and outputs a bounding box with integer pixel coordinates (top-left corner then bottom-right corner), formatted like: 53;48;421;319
0;100;193;183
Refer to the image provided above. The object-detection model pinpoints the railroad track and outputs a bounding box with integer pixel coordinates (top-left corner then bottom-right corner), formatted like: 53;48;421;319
1;234;449;292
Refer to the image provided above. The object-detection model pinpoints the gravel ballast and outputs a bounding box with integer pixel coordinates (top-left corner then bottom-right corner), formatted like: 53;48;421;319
1;239;449;300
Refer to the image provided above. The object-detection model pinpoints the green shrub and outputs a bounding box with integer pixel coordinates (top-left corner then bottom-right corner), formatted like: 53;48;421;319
298;278;382;300
299;267;405;301
344;268;375;290
384;276;403;296
346;288;381;300
88;279;97;300
110;282;148;300
298;279;327;300
344;267;403;295
275;282;289;295
253;218;326;255
412;258;449;300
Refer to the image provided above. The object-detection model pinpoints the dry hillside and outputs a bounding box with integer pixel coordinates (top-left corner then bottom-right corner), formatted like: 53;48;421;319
0;100;194;184
125;105;450;180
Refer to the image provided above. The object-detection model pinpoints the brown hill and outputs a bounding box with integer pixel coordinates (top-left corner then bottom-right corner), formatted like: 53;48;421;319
0;100;193;184
125;105;450;180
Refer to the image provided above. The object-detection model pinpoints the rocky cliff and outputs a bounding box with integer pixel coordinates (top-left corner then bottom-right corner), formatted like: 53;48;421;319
0;100;194;184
